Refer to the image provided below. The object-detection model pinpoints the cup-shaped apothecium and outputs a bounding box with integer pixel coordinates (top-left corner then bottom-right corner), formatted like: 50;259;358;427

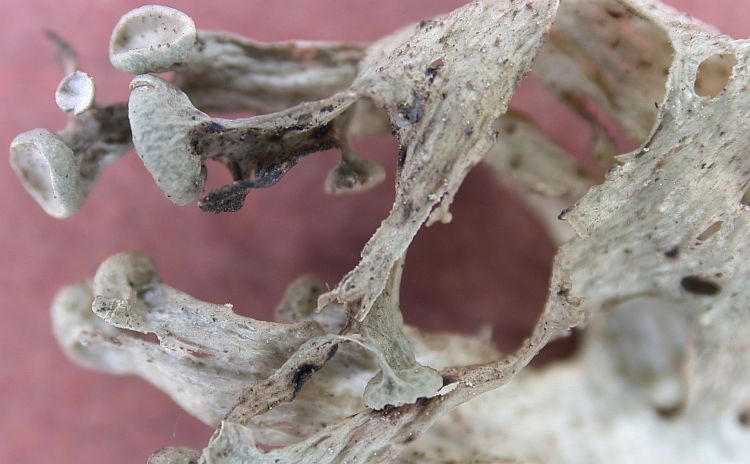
110;5;196;74
10;129;85;218
55;71;96;115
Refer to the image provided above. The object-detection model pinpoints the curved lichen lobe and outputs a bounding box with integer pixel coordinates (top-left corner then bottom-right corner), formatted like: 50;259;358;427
9;129;82;218
11;138;55;203
127;75;206;205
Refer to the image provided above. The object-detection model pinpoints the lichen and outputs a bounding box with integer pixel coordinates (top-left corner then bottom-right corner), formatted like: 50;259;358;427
10;0;750;463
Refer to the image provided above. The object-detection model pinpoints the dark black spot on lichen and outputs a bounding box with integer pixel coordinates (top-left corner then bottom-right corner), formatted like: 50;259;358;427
425;66;439;83
655;402;684;420
558;207;570;221
425;58;444;84
680;276;721;295
204;121;227;134
664;246;679;258
311;122;333;140
292;363;320;396
402;434;417;444
399;103;422;124
199;184;248;213
441;374;457;385
557;287;569;297
606;9;625;19
325;344;339;361
398;90;425;124
190;139;200;155
464;126;474;137
400;200;414;223
398;146;408;168
268;130;284;142
379;404;398;415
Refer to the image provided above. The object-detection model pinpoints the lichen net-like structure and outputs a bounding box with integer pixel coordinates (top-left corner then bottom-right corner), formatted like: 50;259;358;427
10;1;750;463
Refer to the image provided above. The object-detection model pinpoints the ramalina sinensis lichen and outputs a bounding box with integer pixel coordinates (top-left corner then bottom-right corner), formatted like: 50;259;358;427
12;1;750;463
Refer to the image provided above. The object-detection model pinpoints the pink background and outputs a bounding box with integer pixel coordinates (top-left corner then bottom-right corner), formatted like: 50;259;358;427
1;1;748;462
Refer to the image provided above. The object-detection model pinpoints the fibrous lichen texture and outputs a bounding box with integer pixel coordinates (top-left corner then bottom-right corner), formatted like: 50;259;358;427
11;1;750;463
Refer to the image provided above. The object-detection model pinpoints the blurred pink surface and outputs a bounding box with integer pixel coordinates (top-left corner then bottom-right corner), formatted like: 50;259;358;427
0;1;747;462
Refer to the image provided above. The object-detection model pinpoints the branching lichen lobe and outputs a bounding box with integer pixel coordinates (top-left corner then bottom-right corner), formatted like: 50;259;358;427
11;0;750;463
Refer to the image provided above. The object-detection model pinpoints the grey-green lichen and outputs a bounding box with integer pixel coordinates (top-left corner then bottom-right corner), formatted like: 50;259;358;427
55;71;96;115
109;5;197;74
10;33;130;218
11;0;750;463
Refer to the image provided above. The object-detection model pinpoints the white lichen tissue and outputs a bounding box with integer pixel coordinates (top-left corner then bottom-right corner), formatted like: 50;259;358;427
10;1;750;463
